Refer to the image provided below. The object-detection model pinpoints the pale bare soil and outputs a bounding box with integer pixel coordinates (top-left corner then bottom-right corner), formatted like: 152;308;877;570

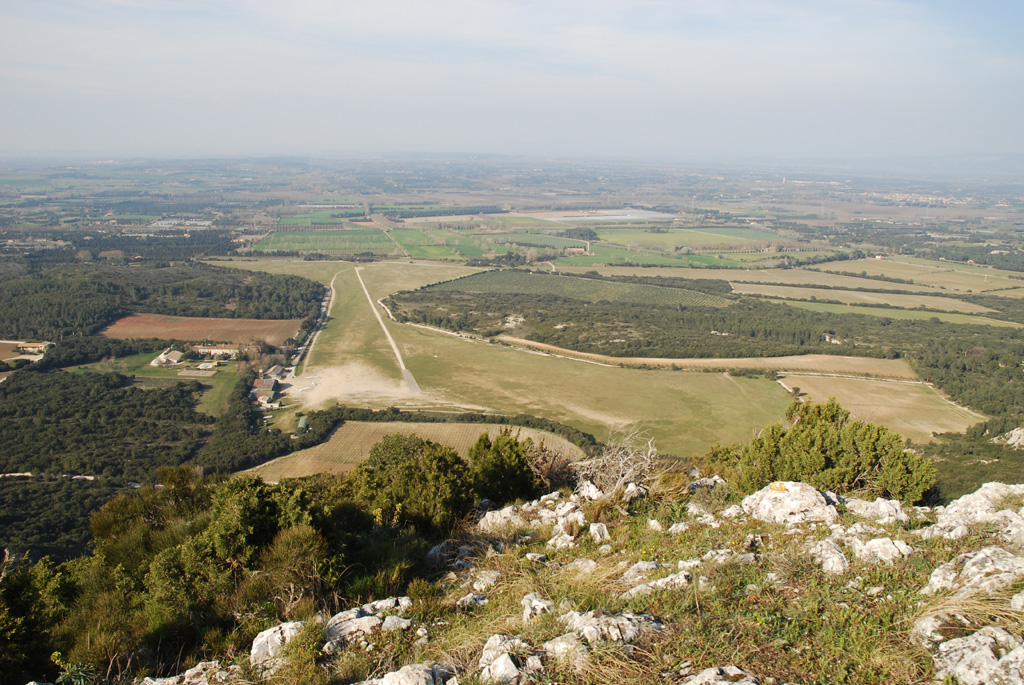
286;362;416;407
495;336;919;380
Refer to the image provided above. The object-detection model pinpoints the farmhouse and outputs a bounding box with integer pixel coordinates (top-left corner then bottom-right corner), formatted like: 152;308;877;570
150;348;184;367
265;364;285;379
16;341;54;355
193;345;239;359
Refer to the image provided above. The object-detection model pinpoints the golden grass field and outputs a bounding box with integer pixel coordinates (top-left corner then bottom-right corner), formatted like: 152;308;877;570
0;342;21;361
778;374;986;443
495;336;920;379
248;421;586;482
101;313;302;346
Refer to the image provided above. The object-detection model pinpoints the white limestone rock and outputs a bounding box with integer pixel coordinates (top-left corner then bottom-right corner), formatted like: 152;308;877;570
547;533;576;549
920;482;1024;544
472;570;501;592
565;558;598;574
933;627;1024;685
720;505;745;520
521;593;554;623
558;610;664;644
849;537;914;565
621;570;693;599
480;653;520;684
577;480;604;501
525;552;547;563
741;482;838;526
589;522;611;543
250;621;304;668
542;633;590;671
668;522;691;534
922;546;1024;597
843;497;910;525
621;482;648;503
478;506;527;533
456;593;489;609
382;615;413;632
648;519;664;532
357;663;456;685
808;539;849;574
622;560;662;584
688;475;726;493
682;665;760;684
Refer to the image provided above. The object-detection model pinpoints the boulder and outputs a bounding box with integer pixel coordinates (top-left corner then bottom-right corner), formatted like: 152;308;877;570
648;519;664;532
589;522;611;542
480;653;520;684
382;616;413;632
622;482;648;503
808;539;849;574
849;538;914;565
558;609;664;644
843;497;910;525
933;627;1024;685
741;482;838;526
720;505;745;520
668;522;691;534
622;560;662;584
356;663;456;685
922;546;1024;597
250;621;304;667
479;506;527;533
919;483;1024;545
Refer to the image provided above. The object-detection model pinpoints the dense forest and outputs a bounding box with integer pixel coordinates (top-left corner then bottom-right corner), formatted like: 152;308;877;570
0;262;324;340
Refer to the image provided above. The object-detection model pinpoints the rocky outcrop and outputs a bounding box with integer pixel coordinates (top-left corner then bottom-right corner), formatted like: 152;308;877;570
323;597;413;653
250;620;304;670
921;547;1024;597
741;482;838;526
356;663;457;685
558;610;664;644
843;496;910;525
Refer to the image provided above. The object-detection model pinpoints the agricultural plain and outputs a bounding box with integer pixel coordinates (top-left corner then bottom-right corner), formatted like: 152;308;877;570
247;421;586;482
778;374;985;443
101;313;302;346
216;257;991;454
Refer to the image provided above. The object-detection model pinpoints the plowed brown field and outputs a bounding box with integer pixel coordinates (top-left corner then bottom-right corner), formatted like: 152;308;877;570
101;313;301;345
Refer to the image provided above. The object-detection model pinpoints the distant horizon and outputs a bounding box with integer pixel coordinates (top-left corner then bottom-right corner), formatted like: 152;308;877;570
2;1;1022;163
3;150;1024;183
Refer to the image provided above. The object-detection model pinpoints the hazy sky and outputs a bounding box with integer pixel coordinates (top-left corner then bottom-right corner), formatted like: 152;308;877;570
1;0;1022;160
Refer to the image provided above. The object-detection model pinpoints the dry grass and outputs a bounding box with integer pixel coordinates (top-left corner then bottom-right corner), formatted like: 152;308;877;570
497;336;920;380
247;422;586;482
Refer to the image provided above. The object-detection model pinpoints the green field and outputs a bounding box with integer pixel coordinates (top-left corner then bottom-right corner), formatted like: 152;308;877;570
427;270;731;307
493;233;588;249
389;230;462;259
554;244;746;267
779;300;1024;328
255;230;397;256
75;351;243;416
595;227;777;248
278;210;353;225
431;230;488;258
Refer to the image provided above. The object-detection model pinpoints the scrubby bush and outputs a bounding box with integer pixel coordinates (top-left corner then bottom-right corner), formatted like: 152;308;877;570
350;434;474;532
467;429;542;504
717;398;935;503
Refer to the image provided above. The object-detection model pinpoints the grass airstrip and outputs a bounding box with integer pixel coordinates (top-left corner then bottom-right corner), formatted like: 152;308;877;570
216;257;986;466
